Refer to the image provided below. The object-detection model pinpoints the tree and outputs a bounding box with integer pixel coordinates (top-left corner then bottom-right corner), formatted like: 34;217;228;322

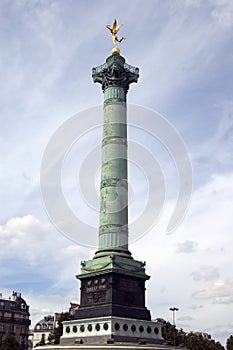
160;319;184;346
0;335;21;350
185;332;225;350
157;318;224;350
162;321;177;345
48;312;72;344
227;335;233;350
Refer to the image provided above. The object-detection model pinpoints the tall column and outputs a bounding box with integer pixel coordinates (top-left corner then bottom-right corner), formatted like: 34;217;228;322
92;53;139;257
75;52;151;323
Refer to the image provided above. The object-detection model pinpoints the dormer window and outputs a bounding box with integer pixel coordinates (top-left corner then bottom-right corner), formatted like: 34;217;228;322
21;303;26;310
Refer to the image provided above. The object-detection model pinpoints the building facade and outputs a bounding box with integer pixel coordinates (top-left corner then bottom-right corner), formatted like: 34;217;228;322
0;291;31;349
32;304;79;346
33;314;60;347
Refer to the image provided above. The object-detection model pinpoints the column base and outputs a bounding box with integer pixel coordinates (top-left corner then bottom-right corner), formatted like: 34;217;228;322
61;316;163;346
94;247;132;259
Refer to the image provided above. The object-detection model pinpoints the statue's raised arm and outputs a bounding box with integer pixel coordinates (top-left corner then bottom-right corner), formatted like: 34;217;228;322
106;19;125;54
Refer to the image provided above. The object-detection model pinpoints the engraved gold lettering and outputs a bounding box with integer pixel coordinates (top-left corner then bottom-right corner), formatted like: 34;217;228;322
86;286;98;292
86;285;106;293
99;284;106;289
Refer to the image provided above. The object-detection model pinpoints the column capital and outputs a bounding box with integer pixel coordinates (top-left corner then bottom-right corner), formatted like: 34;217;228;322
92;53;139;93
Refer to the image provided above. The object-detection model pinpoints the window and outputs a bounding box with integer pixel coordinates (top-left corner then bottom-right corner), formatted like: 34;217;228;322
20;336;25;345
14;313;20;321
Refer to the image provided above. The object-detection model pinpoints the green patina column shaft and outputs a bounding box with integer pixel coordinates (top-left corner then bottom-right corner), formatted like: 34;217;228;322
92;53;139;258
75;50;151;323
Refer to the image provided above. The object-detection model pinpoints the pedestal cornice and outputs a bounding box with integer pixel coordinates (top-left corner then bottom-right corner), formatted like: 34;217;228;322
77;254;149;280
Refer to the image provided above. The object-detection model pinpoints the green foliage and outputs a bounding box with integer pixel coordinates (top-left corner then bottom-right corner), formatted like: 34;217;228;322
185;333;224;350
35;333;45;347
227;335;233;350
0;335;21;350
162;320;178;345
48;312;72;344
159;319;224;350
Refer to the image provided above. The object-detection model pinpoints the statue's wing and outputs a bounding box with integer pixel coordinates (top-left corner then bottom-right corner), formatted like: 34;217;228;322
112;19;117;30
116;24;123;32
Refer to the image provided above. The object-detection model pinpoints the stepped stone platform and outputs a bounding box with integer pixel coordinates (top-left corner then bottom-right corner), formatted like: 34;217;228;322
39;343;183;350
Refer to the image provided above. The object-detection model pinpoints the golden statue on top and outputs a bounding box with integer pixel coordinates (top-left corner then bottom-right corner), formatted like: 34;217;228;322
106;19;125;54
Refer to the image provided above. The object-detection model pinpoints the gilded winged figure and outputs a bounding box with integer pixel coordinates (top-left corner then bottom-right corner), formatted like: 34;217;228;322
106;19;125;49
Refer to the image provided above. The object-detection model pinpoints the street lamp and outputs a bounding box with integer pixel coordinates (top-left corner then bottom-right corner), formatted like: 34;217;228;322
169;307;179;326
169;307;179;347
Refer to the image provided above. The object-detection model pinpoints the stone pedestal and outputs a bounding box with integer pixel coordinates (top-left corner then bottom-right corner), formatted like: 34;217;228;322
61;316;163;345
75;255;151;321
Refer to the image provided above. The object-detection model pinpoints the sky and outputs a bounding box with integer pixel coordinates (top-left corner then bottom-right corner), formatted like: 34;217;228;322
0;0;233;347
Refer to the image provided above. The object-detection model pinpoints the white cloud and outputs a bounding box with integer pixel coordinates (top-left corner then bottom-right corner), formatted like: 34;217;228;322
192;280;233;304
211;0;233;28
177;240;198;253
191;266;220;281
131;170;233;344
131;0;232;110
191;104;233;171
189;305;203;310
0;214;91;326
0;215;90;293
178;315;193;321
